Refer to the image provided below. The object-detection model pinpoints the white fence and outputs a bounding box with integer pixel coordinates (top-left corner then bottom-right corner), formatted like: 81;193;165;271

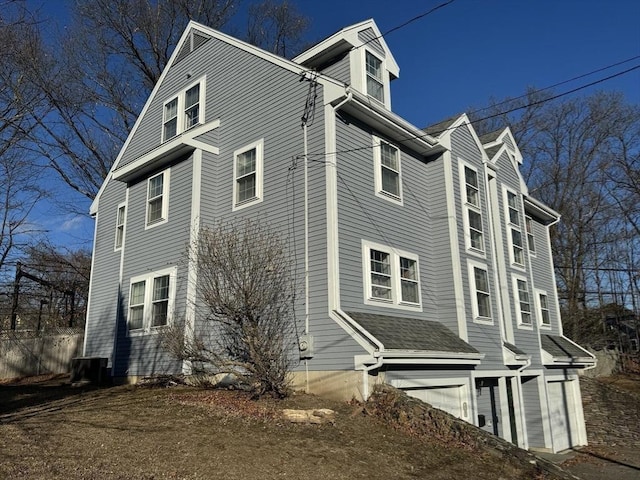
0;330;84;379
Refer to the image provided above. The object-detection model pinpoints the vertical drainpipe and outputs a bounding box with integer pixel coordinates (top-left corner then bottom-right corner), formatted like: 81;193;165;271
303;122;310;391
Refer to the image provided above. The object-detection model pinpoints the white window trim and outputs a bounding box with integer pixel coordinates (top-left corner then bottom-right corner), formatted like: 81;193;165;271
459;161;485;256
535;288;552;329
503;186;525;269
145;168;170;229
232;138;264;211
372;134;403;205
467;259;493;325
356;48;390;109
127;266;177;335
161;76;206;142
114;202;127;251
512;274;533;329
362;240;422;311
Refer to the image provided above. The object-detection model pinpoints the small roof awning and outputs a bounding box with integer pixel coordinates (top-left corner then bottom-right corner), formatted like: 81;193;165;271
504;341;530;364
346;311;482;363
541;334;595;366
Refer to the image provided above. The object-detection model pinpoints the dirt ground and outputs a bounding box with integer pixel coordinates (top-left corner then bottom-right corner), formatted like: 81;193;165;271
0;374;559;480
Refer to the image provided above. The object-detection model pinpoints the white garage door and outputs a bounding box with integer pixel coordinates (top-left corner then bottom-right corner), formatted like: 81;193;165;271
406;386;464;418
547;381;580;452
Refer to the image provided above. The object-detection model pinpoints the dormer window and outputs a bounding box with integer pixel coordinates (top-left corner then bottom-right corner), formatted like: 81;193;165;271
365;51;384;102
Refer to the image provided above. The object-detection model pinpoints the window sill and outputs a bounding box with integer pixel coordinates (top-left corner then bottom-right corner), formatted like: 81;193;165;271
473;317;494;326
365;297;422;311
517;323;534;331
375;190;403;205
232;197;262;212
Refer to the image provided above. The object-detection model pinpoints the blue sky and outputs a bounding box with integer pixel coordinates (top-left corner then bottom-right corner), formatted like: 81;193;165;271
30;0;640;249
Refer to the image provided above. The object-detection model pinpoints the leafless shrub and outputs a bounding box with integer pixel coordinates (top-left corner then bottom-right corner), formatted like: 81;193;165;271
164;219;296;398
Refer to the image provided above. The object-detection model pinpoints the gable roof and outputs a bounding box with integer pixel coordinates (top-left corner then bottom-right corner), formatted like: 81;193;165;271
293;19;399;78
346;311;479;354
422;114;461;137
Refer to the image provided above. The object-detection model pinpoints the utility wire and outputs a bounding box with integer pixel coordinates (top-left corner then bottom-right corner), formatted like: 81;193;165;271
311;63;640;158
467;54;640;116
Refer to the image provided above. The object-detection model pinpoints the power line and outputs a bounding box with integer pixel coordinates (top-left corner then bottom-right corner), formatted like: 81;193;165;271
313;63;640;158
467;54;640;116
356;0;456;51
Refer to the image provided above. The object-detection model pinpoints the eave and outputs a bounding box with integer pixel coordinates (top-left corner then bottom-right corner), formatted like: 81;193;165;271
335;89;445;158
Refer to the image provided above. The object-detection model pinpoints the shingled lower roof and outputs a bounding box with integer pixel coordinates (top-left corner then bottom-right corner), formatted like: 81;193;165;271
346;311;479;354
541;334;594;362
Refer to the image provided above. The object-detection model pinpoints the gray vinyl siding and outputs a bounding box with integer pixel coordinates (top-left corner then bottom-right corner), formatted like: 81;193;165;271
321;54;351;85
521;375;546;448
528;218;562;336
335;115;437;323
451;126;504;368
493;150;543;367
123;35;349;372
358;28;384;56
425;158;460;334
84;180;127;363
114;154;193;376
502;134;515;151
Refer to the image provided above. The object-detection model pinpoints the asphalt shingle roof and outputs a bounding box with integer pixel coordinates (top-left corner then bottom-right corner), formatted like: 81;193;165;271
346;311;479;354
422;114;461;137
541;334;592;359
504;342;527;356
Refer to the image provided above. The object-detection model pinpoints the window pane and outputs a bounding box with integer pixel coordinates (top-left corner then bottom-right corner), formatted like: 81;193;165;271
401;280;419;303
465;167;478;188
130;281;145;305
380;144;398;170
469;210;483;249
164;118;177;140
381;167;400;196
152;301;168;327
117;206;125;225
466;185;479;206
366;52;382;80
237;149;256;177
367;77;384;102
164;98;178;121
526;217;535;253
477;293;491;318
540;294;551;325
474;267;489;293
371;285;392;300
237;174;256;203
185;84;199;108
153;275;170;301
129;306;144;330
370;250;390;275
185;105;199;128
148;198;163;223
400;257;417;280
149;175;163;199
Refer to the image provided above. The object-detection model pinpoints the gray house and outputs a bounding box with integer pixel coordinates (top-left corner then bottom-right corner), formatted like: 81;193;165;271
84;18;595;453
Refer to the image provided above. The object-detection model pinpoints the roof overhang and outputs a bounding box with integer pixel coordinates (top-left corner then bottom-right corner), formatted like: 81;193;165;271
524;196;560;225
334;89;445;158
541;334;596;367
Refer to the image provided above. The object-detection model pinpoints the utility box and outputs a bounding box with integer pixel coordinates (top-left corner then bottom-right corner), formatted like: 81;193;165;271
71;357;109;385
298;334;314;360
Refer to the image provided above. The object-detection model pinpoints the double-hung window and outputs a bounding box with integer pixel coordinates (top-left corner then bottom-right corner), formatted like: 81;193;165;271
506;189;524;267
114;203;126;250
365;51;384;103
468;260;492;323
463;165;484;252
373;135;402;203
128;267;177;333
363;241;421;310
162;78;205;142
537;290;551;327
146;169;169;227
233;139;264;210
514;277;532;326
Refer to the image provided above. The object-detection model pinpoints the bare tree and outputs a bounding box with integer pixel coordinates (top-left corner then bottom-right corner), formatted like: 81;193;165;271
165;220;296;398
0;4;46;278
246;0;308;58
470;90;640;346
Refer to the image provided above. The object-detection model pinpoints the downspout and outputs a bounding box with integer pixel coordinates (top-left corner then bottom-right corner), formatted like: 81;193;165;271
326;88;386;400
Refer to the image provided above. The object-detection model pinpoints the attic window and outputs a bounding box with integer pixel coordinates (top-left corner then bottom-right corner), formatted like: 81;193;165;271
365;51;384;102
161;78;206;142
